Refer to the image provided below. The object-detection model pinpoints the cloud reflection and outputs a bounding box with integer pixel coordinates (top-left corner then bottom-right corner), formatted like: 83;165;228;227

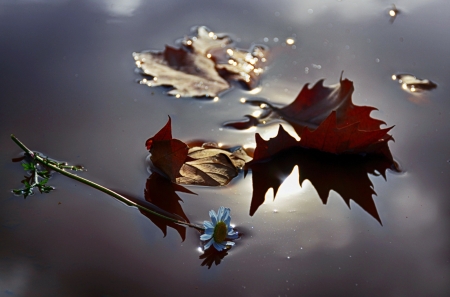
96;0;142;17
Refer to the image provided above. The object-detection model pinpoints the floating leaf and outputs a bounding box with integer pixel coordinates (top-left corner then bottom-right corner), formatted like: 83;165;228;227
392;73;437;93
133;45;229;98
146;118;251;186
227;76;394;160
133;26;269;98
214;44;269;89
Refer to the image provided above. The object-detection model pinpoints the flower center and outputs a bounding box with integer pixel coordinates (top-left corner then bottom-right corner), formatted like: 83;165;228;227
213;221;227;243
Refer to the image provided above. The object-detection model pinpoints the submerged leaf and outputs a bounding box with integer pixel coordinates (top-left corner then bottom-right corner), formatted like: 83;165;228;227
133;26;269;98
133;45;229;98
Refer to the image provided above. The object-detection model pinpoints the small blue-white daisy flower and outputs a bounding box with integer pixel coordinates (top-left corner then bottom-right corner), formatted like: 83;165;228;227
200;206;239;251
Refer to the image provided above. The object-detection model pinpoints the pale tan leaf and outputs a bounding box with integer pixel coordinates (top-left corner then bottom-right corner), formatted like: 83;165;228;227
177;154;238;186
133;46;229;98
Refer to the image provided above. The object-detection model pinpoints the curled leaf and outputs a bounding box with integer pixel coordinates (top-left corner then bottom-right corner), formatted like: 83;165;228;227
146;118;252;186
177;153;238;186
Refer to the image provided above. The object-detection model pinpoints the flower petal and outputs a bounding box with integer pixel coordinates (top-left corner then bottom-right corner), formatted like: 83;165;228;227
204;239;214;250
204;221;214;229
217;206;225;222
200;233;212;241
213;241;226;251
225;241;235;246
209;210;218;225
227;231;239;240
204;227;214;235
224;215;231;227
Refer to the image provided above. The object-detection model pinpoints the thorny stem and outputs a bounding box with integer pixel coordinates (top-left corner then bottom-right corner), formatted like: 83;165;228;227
10;134;205;232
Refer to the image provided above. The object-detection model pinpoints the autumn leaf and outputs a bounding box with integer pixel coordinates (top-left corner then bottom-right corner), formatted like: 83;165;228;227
227;76;394;160
247;146;396;223
391;73;437;93
146;117;189;181
146;117;251;186
133;26;269;98
213;44;269;89
133;45;229;98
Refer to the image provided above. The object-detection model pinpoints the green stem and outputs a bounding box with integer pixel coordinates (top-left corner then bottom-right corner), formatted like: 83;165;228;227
10;134;204;232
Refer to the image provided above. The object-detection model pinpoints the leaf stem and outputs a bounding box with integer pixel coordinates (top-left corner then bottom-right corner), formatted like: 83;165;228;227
10;134;205;231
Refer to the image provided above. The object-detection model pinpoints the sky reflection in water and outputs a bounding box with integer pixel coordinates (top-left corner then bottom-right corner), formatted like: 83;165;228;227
1;0;449;296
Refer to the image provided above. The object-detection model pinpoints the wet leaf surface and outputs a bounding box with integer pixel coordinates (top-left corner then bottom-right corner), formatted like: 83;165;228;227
147;118;251;186
227;76;395;160
392;73;437;93
133;26;269;98
247;147;397;223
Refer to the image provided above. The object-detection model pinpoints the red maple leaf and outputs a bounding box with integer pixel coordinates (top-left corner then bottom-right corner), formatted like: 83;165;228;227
246;76;394;162
146;116;189;181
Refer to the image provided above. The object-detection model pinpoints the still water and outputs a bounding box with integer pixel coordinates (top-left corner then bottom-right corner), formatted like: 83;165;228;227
1;0;449;296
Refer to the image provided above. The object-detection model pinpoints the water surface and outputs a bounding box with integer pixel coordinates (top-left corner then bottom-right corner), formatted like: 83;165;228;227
1;0;449;296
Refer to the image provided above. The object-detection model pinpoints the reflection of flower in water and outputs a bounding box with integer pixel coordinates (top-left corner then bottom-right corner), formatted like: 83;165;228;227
201;207;238;251
199;247;229;269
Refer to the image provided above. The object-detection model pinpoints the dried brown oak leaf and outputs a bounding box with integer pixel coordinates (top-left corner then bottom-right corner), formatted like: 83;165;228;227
146;117;251;186
133;26;269;98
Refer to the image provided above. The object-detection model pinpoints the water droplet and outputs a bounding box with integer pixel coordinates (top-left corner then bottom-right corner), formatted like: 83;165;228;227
308;9;313;14
286;38;295;45
375;58;380;63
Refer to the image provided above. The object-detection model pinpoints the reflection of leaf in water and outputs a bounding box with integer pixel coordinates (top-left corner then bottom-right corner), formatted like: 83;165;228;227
247;147;398;224
199;246;229;269
133;26;269;98
142;172;196;241
392;73;437;93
